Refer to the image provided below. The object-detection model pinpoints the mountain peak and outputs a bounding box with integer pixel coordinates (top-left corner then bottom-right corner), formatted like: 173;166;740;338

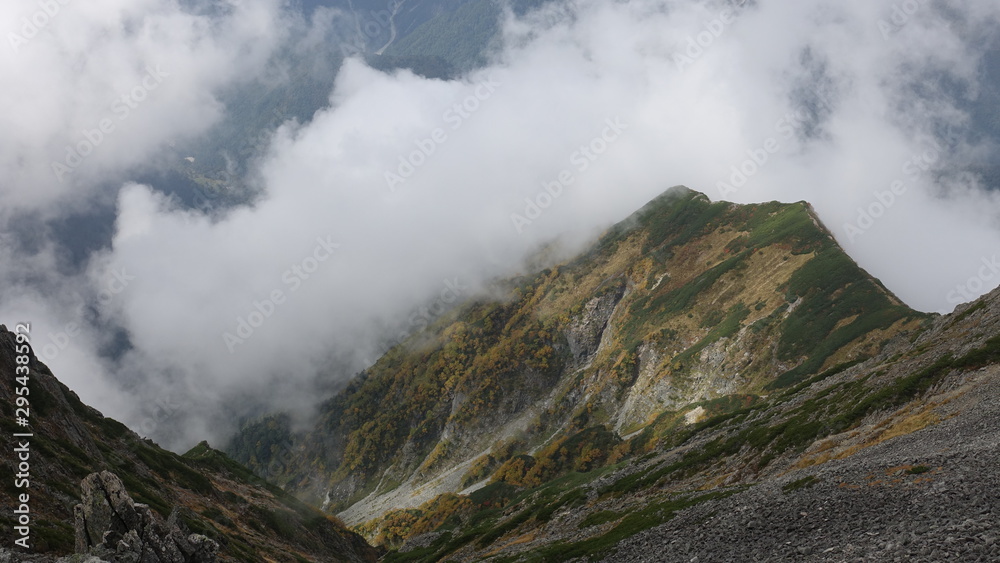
229;190;927;530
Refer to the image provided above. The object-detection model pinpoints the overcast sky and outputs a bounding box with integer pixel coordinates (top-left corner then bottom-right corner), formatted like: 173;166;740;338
2;0;999;450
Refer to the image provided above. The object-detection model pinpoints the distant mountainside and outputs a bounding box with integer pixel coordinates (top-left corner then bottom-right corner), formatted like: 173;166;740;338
0;326;380;562
231;186;924;509
221;186;1000;560
299;0;541;69
168;0;511;214
156;5;1000;220
137;2;1000;225
7;185;1000;561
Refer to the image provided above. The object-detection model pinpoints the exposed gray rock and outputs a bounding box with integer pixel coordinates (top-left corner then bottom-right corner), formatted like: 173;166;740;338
75;472;141;552
604;364;1000;563
566;284;627;369
400;531;443;551
74;472;218;563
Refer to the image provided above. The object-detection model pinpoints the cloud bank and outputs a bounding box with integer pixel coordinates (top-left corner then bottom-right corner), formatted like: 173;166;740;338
3;0;1000;449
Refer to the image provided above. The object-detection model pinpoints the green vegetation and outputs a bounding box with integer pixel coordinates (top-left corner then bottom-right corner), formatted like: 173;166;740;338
201;506;234;528
768;245;919;388
3;339;375;562
135;443;214;495
118;472;171;517
948;300;986;327
250;507;299;537
98;417;131;439
491;426;621;488
228;279;569;509
371;494;473;548
626;334;1000;492
385;0;501;71
32;519;75;553
378;465;617;561
228;187;941;561
649;254;747;315
180;510;222;540
578;510;624;528
639;190;729;254
468;481;517;507
223;414;294;481
772;357;868;394
381;531;457;563
184;440;282;495
906;465;931;475
729;202;827;253
366;54;457;80
823;334;1000;434
29;380;57;416
782;475;820;493
532;490;739;562
671;303;750;370
70;185;986;563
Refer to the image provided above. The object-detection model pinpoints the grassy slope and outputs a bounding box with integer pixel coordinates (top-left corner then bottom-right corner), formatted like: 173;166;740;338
376;329;999;562
229;187;928;560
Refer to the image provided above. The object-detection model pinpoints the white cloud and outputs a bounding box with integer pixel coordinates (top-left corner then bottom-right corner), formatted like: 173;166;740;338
0;0;289;216
3;0;1000;449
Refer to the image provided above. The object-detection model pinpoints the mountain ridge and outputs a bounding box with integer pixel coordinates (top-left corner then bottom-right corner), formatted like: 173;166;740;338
6;185;1000;561
223;186;958;558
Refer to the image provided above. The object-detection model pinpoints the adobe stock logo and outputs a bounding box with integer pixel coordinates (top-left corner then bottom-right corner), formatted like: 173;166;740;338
878;0;931;41
360;0;398;43
37;268;135;363
511;117;627;234
363;277;469;365
672;0;749;71
843;138;941;243
384;75;501;192
946;256;1000;305
717;86;836;199
7;0;71;53
51;64;169;182
222;236;340;353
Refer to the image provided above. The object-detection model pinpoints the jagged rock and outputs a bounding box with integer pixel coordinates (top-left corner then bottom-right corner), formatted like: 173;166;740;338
75;472;142;552
74;472;218;563
566;284;627;369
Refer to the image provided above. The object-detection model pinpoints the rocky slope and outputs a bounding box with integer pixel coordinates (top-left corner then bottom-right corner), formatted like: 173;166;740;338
0;325;380;562
628;294;1000;563
384;286;1000;562
220;186;1000;561
611;362;1000;562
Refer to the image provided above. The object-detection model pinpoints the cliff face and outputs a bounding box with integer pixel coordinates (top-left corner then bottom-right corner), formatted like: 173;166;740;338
228;187;946;545
0;325;379;562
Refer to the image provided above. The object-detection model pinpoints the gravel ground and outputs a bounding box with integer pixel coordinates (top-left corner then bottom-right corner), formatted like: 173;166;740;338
606;366;1000;562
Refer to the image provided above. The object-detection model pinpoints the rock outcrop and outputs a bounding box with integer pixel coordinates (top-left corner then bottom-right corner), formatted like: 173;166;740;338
0;471;218;563
74;471;218;563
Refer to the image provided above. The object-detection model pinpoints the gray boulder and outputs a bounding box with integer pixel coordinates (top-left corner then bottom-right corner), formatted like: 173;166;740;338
74;471;218;563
